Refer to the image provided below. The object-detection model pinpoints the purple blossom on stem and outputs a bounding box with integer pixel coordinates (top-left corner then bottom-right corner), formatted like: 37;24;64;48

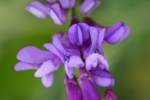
105;22;130;45
26;1;67;25
15;46;61;88
26;1;49;19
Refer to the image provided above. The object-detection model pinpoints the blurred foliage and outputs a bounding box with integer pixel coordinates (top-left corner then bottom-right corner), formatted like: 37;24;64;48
0;0;150;100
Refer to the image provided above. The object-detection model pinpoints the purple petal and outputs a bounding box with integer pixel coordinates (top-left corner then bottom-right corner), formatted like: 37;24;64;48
64;62;75;79
68;23;90;46
17;46;49;64
80;0;101;16
44;43;63;60
92;69;115;87
52;33;68;54
60;0;75;9
41;73;54;88
79;73;101;100
105;22;131;44
86;53;109;71
26;1;49;19
64;76;82;100
35;60;59;77
51;33;79;58
67;56;84;68
15;62;38;71
89;27;105;53
49;3;66;25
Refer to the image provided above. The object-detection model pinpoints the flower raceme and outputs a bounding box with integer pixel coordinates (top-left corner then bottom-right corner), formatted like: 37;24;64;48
15;0;130;99
15;20;130;100
26;0;101;25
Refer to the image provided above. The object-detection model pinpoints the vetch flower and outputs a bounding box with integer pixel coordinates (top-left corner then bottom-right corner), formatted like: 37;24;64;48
64;76;82;100
44;33;84;79
60;0;76;9
105;22;130;45
15;46;61;88
68;23;90;46
26;1;49;19
80;0;101;16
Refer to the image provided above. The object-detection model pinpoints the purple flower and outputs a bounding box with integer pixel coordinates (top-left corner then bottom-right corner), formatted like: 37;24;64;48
68;23;90;46
48;3;67;25
26;1;49;19
60;0;76;9
105;89;118;100
79;70;101;100
80;0;101;16
105;22;130;45
26;1;67;25
85;26;109;70
64;76;82;100
44;33;84;79
15;46;61;88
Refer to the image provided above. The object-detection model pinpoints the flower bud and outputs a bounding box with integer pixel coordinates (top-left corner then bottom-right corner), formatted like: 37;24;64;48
105;22;130;45
26;1;49;19
60;0;76;9
91;68;115;87
80;0;101;16
49;3;67;25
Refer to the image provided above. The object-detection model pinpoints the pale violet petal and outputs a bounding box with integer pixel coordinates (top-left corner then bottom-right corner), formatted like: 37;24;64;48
68;56;84;68
26;1;49;19
17;46;48;64
49;3;66;25
64;62;75;79
41;74;54;88
35;60;58;78
15;62;38;71
86;53;99;70
93;75;115;87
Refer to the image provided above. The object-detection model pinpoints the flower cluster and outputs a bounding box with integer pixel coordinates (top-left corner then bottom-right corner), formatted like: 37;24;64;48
15;0;130;100
26;0;100;25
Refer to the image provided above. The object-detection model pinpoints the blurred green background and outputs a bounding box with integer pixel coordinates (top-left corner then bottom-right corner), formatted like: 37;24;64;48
0;0;150;100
